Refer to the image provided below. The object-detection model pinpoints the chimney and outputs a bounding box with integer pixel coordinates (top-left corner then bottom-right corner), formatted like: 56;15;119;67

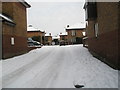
67;25;69;28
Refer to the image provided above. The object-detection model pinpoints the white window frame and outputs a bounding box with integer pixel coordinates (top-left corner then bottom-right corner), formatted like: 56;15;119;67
71;30;76;36
11;37;15;45
94;23;98;37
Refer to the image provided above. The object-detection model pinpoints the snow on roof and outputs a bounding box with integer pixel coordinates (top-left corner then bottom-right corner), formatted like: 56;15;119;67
1;0;31;8
52;36;60;40
66;22;86;30
40;29;45;32
45;33;52;37
18;0;31;8
27;26;40;32
0;13;14;23
27;25;44;32
59;32;68;36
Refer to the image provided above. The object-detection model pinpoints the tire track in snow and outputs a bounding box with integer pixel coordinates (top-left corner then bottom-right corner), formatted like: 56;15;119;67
2;47;57;88
21;47;66;88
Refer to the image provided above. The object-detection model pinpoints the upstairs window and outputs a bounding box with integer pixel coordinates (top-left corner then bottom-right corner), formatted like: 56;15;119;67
71;30;76;36
84;1;97;21
62;36;65;40
45;37;48;41
94;23;99;37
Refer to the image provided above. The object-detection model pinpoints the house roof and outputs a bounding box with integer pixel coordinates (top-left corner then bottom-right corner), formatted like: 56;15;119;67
0;14;13;23
45;33;52;37
1;0;31;8
59;32;68;36
27;25;40;32
66;22;86;30
27;25;45;33
52;36;60;40
18;0;31;8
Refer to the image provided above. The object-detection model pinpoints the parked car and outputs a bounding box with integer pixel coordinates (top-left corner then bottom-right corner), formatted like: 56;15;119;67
27;38;41;47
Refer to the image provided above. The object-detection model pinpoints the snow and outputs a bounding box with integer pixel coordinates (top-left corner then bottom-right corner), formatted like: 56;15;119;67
1;45;118;88
27;25;44;32
27;26;40;32
45;33;52;37
52;36;60;40
59;32;68;36
0;14;14;23
66;22;86;29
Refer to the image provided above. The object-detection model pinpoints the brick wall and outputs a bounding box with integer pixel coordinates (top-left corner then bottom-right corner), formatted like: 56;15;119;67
45;36;52;45
2;2;13;18
27;31;43;38
66;29;84;44
60;35;68;41
27;31;45;44
2;2;29;59
87;2;119;69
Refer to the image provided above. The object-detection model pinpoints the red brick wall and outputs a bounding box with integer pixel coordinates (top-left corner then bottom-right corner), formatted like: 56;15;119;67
66;29;84;43
2;34;28;59
27;31;45;44
88;30;118;68
13;2;27;37
87;2;119;69
60;35;68;41
2;2;29;59
45;36;52;45
27;31;43;37
2;2;13;18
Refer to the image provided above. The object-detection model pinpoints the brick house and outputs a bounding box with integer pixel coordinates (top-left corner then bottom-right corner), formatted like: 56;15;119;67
52;35;60;45
66;23;85;44
59;32;68;42
27;25;45;45
45;33;52;45
1;1;30;59
84;1;120;69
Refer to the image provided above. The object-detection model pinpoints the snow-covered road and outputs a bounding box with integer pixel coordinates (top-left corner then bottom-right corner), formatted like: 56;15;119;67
1;45;118;88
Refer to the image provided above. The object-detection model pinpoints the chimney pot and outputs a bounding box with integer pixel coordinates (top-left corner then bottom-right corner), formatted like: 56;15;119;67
67;25;69;28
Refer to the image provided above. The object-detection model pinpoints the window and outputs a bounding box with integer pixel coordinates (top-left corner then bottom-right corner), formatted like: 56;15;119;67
84;1;97;21
71;30;76;36
11;37;15;45
73;38;76;42
94;23;98;37
71;38;76;43
82;32;86;36
62;36;65;40
45;37;48;41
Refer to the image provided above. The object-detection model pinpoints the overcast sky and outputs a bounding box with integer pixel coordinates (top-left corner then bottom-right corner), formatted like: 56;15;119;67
26;1;85;36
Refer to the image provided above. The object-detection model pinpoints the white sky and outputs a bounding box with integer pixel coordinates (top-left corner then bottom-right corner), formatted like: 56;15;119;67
26;1;85;36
